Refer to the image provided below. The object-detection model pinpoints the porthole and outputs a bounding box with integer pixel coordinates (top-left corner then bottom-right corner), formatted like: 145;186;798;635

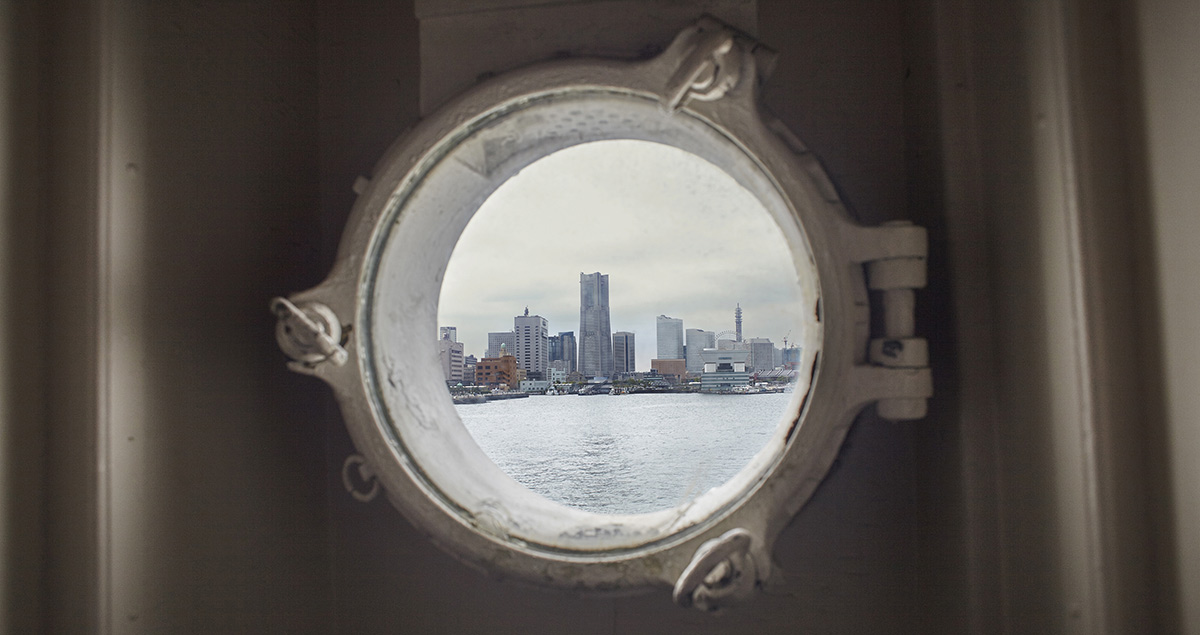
272;17;930;610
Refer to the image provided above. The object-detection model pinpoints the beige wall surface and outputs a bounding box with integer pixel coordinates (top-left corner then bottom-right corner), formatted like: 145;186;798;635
1135;0;1200;631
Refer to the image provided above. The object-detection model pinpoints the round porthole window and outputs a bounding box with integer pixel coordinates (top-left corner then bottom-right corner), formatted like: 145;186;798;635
272;17;930;611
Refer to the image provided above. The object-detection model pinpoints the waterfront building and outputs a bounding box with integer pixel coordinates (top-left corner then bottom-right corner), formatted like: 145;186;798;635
685;328;717;374
519;379;552;393
486;331;516;359
735;303;743;342
438;332;464;384
650;358;687;384
656;315;684;361
612;331;636;374
699;348;751;392
514;308;549;378
438;326;458;343
546;366;568;383
475;352;519;389
578;272;613;378
748;337;777;373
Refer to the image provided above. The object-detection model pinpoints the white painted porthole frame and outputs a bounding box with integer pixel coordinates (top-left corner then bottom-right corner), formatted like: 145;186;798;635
273;18;930;610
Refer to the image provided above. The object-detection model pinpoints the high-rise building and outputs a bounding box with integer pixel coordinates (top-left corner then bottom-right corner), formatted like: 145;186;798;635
486;331;516;359
549;332;578;374
438;326;457;343
578;272;613;378
735;303;743;342
557;331;577;373
612;331;636;374
514;308;549;378
656;315;684;360
685;328;717;373
438;332;464;384
748;337;776;373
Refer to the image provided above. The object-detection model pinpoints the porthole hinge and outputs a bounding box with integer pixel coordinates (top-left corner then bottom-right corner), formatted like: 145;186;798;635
271;297;348;372
861;220;931;420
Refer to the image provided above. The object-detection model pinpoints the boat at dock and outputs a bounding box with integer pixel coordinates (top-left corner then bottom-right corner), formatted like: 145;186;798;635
485;392;530;401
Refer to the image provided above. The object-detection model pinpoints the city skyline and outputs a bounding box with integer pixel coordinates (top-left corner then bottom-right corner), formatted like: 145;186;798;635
438;139;808;370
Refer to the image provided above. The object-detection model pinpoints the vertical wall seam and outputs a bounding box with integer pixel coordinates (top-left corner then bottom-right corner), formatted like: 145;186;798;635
94;0;114;632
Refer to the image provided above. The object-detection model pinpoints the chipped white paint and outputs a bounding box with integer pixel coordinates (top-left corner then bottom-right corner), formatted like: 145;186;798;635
274;17;928;606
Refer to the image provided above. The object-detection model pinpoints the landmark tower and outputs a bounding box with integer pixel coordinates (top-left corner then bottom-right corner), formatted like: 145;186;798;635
578;272;613;378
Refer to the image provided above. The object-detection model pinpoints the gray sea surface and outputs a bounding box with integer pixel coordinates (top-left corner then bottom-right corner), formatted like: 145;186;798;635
456;391;791;514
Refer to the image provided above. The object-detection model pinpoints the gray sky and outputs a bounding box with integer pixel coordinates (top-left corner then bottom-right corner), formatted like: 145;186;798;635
438;140;806;371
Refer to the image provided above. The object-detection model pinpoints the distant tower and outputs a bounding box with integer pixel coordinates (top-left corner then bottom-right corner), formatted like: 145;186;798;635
579;272;613;378
735;303;743;342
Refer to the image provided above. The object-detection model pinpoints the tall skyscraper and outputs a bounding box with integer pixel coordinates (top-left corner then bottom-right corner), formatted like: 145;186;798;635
656;314;685;360
578;272;613;378
685;328;717;373
514;307;549;378
612;331;636;374
486;331;516;359
735;303;743;342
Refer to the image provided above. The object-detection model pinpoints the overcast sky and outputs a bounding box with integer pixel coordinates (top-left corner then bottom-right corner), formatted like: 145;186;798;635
438;140;806;371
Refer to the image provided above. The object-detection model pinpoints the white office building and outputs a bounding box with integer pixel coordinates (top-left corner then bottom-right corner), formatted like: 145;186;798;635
685;328;716;373
514;309;549;378
656;314;684;360
438;334;464;384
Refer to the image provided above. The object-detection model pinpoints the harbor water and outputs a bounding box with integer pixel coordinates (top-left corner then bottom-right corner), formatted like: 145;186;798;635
456;391;792;514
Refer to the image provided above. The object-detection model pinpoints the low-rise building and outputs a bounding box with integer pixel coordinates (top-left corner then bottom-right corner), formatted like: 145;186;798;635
699;348;751;392
475;354;519;389
650;358;687;384
519;379;551;393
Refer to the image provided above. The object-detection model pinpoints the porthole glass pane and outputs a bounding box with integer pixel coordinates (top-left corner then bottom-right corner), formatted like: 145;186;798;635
438;139;810;514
